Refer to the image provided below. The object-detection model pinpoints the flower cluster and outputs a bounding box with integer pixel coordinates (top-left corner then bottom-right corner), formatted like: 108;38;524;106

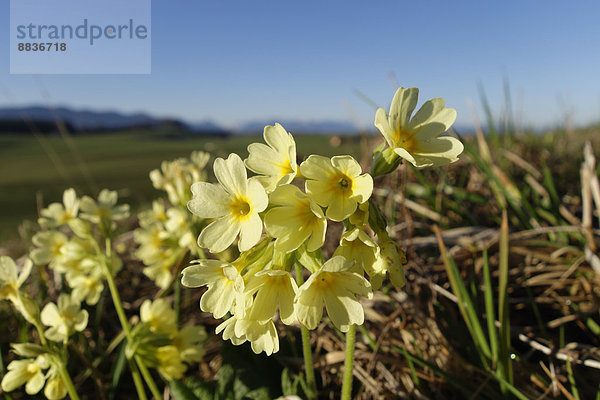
150;150;211;208
182;91;461;355
135;152;210;288
1;255;87;399
182;125;378;355
127;298;207;381
1;349;68;400
1;189;129;399
2;185;210;399
31;189;127;306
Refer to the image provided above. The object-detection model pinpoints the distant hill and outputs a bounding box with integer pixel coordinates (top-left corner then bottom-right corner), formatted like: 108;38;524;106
0;106;228;135
0;105;468;136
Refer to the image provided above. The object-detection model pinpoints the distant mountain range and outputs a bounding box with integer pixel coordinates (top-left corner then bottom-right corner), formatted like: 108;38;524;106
0;105;474;135
0;105;366;135
0;105;227;134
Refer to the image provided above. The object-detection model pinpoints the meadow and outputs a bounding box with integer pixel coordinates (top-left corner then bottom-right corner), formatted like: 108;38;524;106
1;121;600;399
0;131;362;241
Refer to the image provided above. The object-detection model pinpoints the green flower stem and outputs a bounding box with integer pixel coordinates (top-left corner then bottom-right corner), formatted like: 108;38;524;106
58;361;81;400
174;274;181;325
32;320;48;347
295;264;317;400
135;355;163;400
128;359;148;400
102;261;131;337
341;324;356;400
102;238;161;399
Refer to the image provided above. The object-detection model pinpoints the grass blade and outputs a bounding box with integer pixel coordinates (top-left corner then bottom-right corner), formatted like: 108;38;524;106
482;248;499;368
566;360;580;400
497;211;513;385
435;226;492;363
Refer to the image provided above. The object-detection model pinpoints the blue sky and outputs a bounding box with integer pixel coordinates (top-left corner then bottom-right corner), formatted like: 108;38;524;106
1;0;599;131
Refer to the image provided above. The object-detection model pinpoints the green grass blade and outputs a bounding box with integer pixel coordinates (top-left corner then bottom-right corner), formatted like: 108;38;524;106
482;248;499;368
477;82;499;147
566;360;580;400
400;347;420;387
497;211;513;385
392;346;475;398
435;227;492;363
461;140;532;229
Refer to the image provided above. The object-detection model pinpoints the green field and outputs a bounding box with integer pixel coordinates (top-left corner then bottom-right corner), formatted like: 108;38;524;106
0;130;365;240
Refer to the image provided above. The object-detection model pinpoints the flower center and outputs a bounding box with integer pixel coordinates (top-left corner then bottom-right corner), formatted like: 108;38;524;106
338;177;350;189
278;159;294;176
230;197;251;219
315;272;335;291
394;129;417;153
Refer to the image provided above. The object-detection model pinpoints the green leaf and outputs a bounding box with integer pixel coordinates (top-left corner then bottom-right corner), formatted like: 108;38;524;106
182;377;216;400
281;368;296;396
217;364;236;397
10;342;46;357
170;379;201;400
110;343;127;390
244;387;270;400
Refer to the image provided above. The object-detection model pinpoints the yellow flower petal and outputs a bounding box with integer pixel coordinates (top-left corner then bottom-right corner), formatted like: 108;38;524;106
198;216;241;253
214;154;248;196
187;182;230;218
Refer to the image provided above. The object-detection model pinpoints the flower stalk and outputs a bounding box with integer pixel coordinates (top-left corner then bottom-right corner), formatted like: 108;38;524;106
102;239;162;400
57;361;81;400
341;324;356;400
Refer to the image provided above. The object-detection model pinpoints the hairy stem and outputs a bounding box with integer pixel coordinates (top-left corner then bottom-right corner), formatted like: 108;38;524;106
341;324;356;400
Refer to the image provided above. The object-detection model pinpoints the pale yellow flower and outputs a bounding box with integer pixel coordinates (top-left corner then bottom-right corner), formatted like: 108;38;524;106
349;201;369;228
40;294;88;342
150;151;210;207
181;259;246;319
300;155;373;221
30;231;69;266
135;220;186;289
44;374;67;400
216;315;279;355
378;238;407;289
138;199;169;228
245;270;298;325
295;256;372;332
0;256;32;302
164;207;196;250
172;325;207;363
334;228;386;290
70;272;104;305
79;189;130;224
140;298;177;335
245;123;298;192
56;237;97;280
1;355;49;395
38;188;79;228
374;87;463;167
188;153;268;253
264;184;326;253
156;345;186;381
